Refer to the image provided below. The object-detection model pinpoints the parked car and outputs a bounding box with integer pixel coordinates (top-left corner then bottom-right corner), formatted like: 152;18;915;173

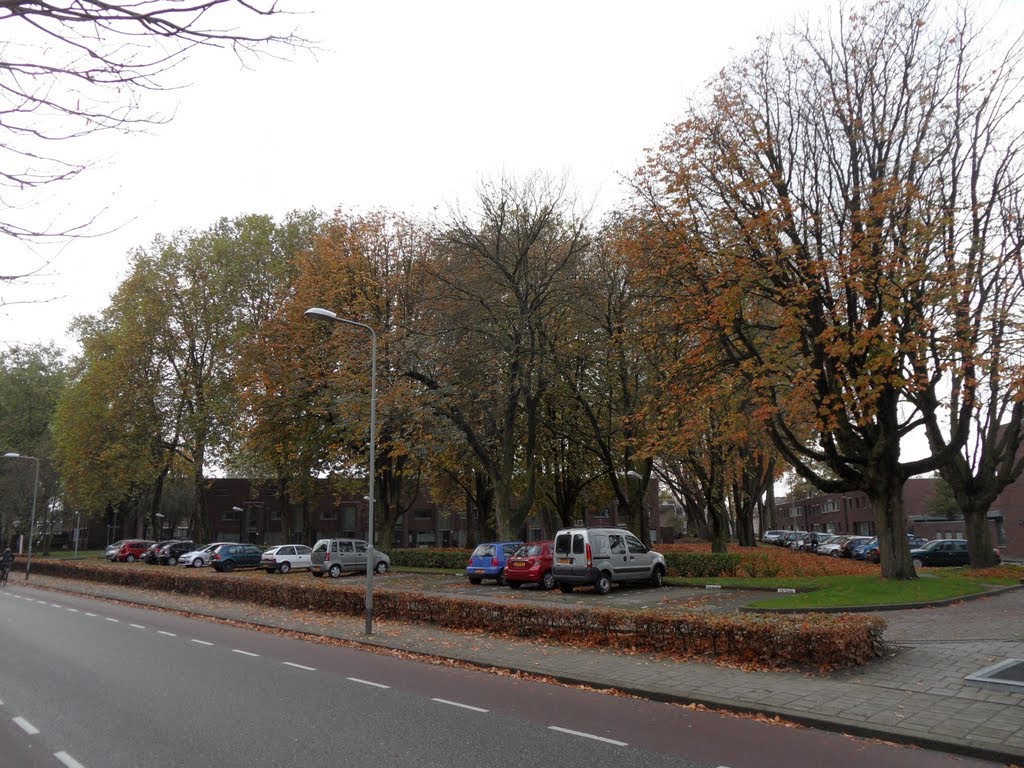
778;531;807;548
310;538;391;578
105;540;127;561
504;541;555;590
465;540;523;586
178;542;226;568
114;540;155;563
839;536;872;558
909;539;1002;568
210;543;264;572
851;537;878;560
141;540;179;564
157;540;195;565
816;536;850;557
907;535;929;548
761;530;788;544
261;544;313;574
552;527;667;595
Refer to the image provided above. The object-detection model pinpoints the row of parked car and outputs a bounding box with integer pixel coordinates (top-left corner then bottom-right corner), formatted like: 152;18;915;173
467;527;668;595
104;538;392;575
760;530;1001;567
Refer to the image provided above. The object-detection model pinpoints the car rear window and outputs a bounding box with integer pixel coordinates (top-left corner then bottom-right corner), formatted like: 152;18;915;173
472;544;495;557
554;534;571;555
516;545;544;556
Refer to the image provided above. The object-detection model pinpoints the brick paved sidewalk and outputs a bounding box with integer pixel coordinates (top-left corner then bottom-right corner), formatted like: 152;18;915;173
15;575;1024;765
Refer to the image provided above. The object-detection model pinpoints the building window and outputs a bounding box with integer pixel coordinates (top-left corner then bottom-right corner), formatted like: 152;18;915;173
414;509;433;520
823;500;839;514
321;508;338;521
222;508;240;522
269;509;281;521
854;521;874;535
594;508;610;519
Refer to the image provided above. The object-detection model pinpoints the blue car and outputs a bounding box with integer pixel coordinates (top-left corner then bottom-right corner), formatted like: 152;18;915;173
851;537;878;560
466;540;523;586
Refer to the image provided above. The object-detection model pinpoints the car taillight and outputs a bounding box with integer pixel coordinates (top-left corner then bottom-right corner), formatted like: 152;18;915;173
213;553;221;560
325;552;330;562
466;557;472;566
586;542;592;568
490;557;499;567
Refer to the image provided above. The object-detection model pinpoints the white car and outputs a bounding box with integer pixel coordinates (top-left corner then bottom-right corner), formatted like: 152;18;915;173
816;536;850;557
178;542;227;568
261;544;314;574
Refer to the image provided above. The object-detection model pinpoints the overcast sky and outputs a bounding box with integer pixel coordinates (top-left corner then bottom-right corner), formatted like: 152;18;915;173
3;0;1019;353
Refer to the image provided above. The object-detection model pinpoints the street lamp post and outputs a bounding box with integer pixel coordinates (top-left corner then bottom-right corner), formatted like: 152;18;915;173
74;510;81;558
155;512;165;540
4;453;39;580
304;307;378;635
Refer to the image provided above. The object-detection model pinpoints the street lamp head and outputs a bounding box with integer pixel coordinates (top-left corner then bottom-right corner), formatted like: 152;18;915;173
4;452;22;458
304;307;339;323
155;513;165;518
232;506;243;512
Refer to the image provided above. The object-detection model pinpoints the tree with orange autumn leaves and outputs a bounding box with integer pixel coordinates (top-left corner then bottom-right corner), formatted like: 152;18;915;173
632;0;1024;577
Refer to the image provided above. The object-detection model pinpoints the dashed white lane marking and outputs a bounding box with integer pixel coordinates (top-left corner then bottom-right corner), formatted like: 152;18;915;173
283;662;315;671
432;698;489;713
190;639;214;646
66;608;78;612
347;677;390;689
548;726;627;746
49;603;63;608
130;624;146;629
158;631;176;637
55;751;87;768
232;649;259;657
84;612;97;617
105;618;119;623
13;717;39;735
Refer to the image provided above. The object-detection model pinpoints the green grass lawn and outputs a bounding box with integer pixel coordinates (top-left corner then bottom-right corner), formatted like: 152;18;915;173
671;563;1023;609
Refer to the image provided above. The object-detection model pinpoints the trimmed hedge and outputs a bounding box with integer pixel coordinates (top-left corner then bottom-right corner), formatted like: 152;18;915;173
389;548;469;570
30;559;884;670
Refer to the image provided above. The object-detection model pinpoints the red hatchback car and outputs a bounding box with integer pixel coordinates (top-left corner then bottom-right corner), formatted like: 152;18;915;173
505;541;555;590
115;539;155;563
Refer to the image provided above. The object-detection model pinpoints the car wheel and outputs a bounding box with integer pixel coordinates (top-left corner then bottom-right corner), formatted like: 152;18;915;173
509;581;521;589
328;564;342;578
540;571;556;590
469;577;482;585
374;560;389;575
594;572;612;595
830;550;839;557
649;565;665;588
193;558;204;568
495;569;507;587
222;560;235;572
169;557;177;565
559;583;574;594
279;562;291;574
126;554;135;563
912;557;924;569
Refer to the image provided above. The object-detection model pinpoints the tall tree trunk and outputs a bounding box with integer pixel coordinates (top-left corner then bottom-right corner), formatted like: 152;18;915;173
962;502;997;568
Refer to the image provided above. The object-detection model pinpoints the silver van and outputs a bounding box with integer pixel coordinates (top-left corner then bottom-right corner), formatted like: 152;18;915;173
552;527;666;595
310;538;391;577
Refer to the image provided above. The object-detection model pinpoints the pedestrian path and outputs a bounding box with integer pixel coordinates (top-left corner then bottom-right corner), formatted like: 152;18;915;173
15;575;1024;764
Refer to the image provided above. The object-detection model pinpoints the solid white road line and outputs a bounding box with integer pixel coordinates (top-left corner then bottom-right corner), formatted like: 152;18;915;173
283;662;316;671
431;698;489;713
190;639;214;646
13;717;39;735
232;649;259;657
157;631;176;637
54;751;87;768
548;726;627;747
347;677;390;689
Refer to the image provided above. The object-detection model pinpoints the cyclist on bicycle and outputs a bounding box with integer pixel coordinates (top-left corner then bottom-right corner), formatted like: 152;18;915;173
0;547;13;585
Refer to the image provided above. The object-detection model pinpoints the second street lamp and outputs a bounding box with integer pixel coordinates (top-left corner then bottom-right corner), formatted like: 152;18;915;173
304;306;378;635
3;452;39;581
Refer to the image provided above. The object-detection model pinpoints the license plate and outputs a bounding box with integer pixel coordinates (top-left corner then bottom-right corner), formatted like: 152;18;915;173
557;557;571;564
511;560;526;567
474;568;485;574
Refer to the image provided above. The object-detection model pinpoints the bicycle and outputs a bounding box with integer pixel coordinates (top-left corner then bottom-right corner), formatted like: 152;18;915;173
0;563;10;586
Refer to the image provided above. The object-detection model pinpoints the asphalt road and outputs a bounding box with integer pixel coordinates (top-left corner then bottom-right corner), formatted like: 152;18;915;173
0;585;1002;768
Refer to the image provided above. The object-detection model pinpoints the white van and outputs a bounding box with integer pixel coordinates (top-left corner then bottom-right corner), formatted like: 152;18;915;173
552;527;667;595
